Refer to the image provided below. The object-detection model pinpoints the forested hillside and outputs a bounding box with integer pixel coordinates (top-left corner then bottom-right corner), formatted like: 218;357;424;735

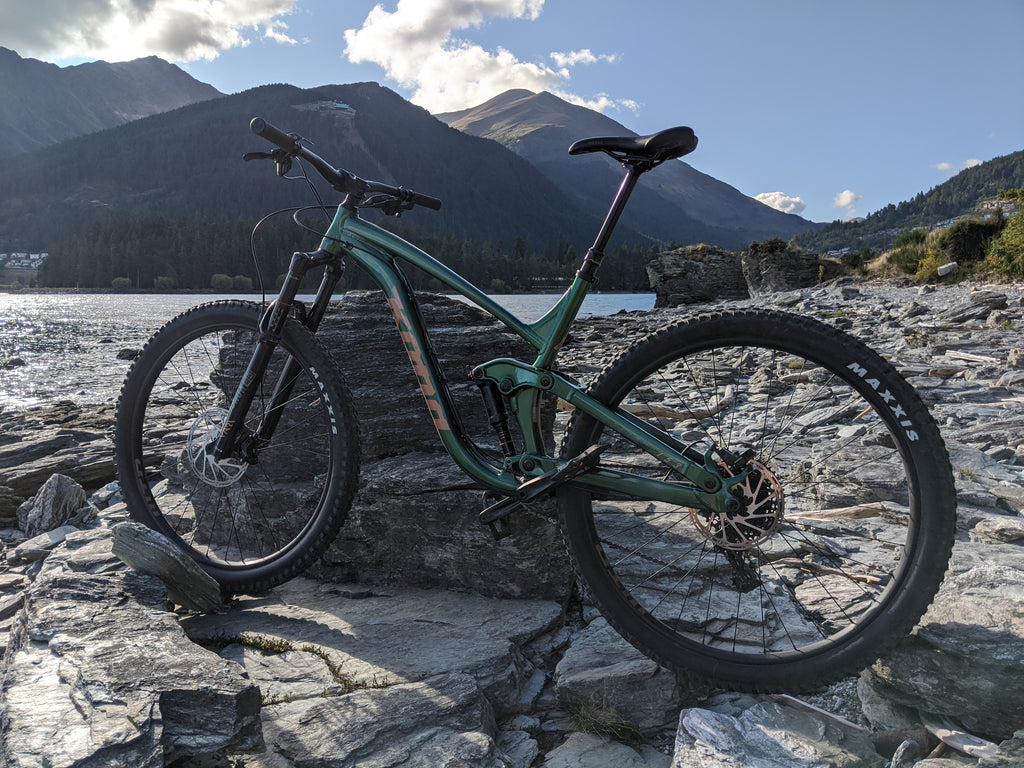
796;150;1024;253
36;214;659;293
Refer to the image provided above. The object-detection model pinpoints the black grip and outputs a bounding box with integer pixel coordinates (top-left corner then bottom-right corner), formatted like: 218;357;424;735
413;192;442;211
250;117;300;152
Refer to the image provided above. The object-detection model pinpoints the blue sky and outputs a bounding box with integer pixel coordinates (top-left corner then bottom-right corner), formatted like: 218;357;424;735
2;0;1022;223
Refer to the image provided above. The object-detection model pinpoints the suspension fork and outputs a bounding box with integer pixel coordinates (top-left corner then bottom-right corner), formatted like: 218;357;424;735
212;249;344;461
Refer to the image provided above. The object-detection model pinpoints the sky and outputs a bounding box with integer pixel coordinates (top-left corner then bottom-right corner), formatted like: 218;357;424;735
1;0;1022;223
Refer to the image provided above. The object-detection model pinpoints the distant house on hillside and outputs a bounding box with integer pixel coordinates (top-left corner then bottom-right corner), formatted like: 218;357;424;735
0;252;46;286
292;100;356;117
0;252;47;269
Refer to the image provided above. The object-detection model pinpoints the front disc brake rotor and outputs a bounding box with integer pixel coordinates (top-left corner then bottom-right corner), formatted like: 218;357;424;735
185;407;249;487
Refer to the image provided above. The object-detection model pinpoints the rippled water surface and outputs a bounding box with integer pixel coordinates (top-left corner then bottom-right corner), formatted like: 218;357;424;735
0;292;654;412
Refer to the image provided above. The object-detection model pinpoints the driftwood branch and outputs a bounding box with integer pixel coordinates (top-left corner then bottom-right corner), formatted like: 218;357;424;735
772;557;887;585
558;387;736;422
620;385;736;422
794;502;887;520
923;716;999;759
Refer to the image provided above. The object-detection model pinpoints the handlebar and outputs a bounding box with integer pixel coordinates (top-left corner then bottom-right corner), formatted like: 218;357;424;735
249;116;442;212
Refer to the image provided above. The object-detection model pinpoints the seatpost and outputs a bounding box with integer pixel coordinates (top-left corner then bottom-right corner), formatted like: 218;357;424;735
533;161;649;371
576;163;647;283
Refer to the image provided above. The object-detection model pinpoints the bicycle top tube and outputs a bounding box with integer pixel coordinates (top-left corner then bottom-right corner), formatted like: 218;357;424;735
323;209;591;358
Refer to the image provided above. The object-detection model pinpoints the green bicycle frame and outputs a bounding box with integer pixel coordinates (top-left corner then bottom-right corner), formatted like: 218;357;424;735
312;205;744;517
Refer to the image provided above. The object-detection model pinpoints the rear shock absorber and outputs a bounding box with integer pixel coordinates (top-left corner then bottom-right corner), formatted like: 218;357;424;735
476;379;516;458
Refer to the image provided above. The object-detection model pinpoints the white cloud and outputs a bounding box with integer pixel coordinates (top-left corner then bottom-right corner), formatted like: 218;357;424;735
0;0;298;62
933;158;985;173
833;189;860;208
832;189;861;217
263;18;298;46
559;92;640;115
344;0;630;114
550;49;617;68
754;192;806;216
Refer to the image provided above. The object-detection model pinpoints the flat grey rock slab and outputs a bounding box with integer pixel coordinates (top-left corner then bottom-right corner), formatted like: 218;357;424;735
111;520;223;612
182;578;563;703
243;672;505;768
0;527;261;768
672;700;885;768
554;618;679;733
8;524;79;562
542;732;671;767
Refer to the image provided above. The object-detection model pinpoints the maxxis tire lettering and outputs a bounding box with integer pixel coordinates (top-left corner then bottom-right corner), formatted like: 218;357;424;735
846;361;920;441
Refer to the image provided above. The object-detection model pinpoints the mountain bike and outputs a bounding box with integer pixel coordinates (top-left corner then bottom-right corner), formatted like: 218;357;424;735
114;117;956;691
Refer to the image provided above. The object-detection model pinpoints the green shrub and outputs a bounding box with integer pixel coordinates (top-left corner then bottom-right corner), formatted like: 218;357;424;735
232;274;253;292
895;228;927;248
989;214;1024;278
111;277;131;291
889;241;928;274
211;273;233;291
988;188;1024;278
914;249;946;282
748;237;798;259
153;275;176;291
937;218;1004;264
887;229;930;275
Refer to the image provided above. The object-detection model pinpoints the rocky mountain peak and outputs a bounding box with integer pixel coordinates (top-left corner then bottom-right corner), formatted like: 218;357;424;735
437;88;821;247
0;47;222;158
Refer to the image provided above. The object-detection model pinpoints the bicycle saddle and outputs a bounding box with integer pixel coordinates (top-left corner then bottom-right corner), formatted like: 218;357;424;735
568;126;697;165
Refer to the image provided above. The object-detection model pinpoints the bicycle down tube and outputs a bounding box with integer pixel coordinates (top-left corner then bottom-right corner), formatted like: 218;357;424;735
311;205;742;516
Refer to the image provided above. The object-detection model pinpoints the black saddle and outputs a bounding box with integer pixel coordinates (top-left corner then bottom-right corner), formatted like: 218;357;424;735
569;126;697;166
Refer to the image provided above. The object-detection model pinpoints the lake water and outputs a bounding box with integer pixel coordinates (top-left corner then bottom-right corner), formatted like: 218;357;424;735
0;292;654;412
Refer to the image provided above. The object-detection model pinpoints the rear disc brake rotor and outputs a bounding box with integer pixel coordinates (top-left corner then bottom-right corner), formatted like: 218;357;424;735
689;459;784;550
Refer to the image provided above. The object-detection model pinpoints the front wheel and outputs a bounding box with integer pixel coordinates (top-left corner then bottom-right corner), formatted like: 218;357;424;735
115;301;359;594
558;309;955;691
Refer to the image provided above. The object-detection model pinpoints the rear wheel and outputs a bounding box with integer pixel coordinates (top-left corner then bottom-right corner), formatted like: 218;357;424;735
558;309;955;691
115;301;359;594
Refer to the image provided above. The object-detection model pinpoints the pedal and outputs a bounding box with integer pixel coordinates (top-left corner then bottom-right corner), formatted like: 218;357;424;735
480;492;515;540
479;445;606;539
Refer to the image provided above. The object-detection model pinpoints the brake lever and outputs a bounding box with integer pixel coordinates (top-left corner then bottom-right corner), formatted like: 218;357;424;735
379;200;414;217
243;148;293;176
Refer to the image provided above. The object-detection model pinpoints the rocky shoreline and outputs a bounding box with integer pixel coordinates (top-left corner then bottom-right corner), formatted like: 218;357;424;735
1;280;1023;767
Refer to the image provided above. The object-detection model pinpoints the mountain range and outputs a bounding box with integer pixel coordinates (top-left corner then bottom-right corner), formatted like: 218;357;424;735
0;81;614;257
0;49;822;259
2;50;1017;280
0;47;221;159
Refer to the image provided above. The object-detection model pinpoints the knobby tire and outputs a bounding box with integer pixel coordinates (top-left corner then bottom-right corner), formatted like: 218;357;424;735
114;301;359;594
558;309;955;691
